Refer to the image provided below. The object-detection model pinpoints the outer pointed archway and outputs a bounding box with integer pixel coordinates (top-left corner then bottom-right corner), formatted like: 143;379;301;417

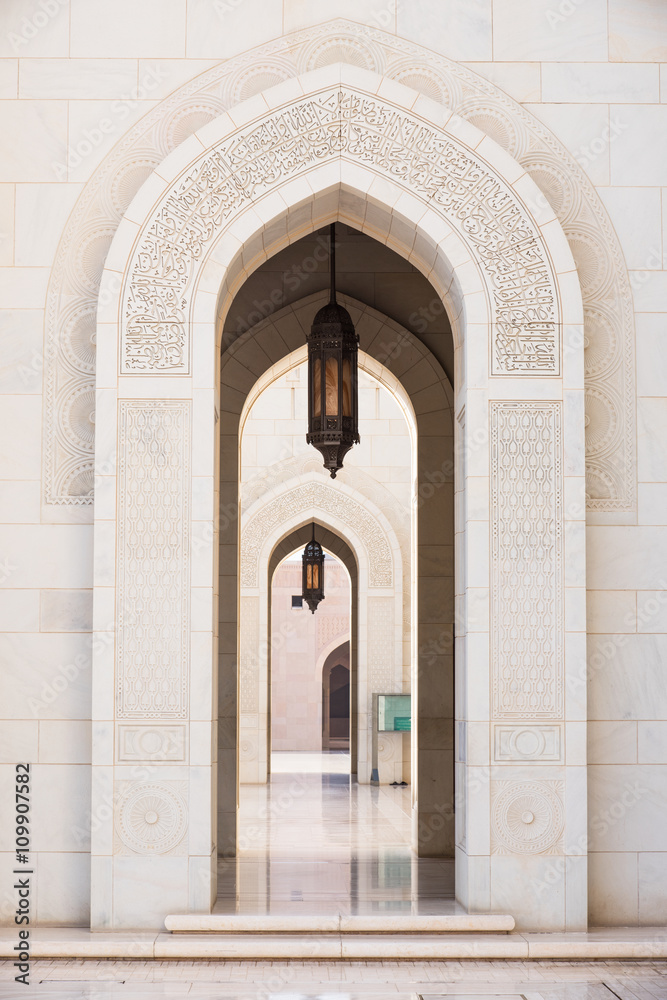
92;65;586;931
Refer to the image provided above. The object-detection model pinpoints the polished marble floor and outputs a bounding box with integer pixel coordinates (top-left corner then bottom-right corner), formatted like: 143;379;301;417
216;751;455;916
2;960;667;998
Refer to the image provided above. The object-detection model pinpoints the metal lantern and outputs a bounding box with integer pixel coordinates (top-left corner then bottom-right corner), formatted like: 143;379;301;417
302;524;325;614
306;223;360;478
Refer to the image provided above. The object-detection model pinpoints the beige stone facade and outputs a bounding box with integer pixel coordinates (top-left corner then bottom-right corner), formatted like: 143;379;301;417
0;0;666;938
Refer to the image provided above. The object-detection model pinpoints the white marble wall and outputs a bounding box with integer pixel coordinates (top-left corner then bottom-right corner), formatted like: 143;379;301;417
0;0;665;929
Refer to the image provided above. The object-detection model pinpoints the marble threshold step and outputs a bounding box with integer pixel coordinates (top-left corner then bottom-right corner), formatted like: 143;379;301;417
2;926;667;960
164;913;514;934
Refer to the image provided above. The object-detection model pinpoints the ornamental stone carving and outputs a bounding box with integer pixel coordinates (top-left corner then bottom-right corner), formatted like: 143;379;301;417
117;724;187;763
493;725;562;763
239;597;260;714
114;780;188;856
45;19;634;510
241;481;393;589
367;597;395;694
491;402;564;720
491;780;564;855
120;88;559;378
116;401;191;720
317;615;349;651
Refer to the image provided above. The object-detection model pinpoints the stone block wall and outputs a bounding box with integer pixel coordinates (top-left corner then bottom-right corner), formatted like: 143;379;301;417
0;0;665;927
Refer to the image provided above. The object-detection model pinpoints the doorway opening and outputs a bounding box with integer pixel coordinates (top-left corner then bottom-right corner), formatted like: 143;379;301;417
218;221;455;915
323;652;350;752
269;549;352;771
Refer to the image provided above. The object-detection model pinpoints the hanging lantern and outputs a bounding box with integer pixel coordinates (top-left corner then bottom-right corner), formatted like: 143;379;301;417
306;223;360;478
302;524;325;614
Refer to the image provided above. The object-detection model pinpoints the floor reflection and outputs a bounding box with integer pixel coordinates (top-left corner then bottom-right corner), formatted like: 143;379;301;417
215;751;455;916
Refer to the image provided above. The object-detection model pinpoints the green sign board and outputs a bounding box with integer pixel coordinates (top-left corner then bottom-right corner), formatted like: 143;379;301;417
377;695;411;732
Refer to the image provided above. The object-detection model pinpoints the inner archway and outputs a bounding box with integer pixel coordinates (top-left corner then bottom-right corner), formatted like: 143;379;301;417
269;550;351;761
233;278;455;866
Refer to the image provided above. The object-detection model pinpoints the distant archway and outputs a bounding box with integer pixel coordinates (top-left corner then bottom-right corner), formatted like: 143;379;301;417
322;645;351;752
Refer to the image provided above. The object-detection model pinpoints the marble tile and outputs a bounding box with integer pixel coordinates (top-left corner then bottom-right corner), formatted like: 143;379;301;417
493;0;608;62
0;396;42;479
40;589;93;632
395;0;491;61
66;98;157;182
638;398;667;482
463;61;541;103
588;851;638;925
609;0;667;61
70;0;186;58
543;63;660;103
0;309;46;393
588;764;667;852
638;852;667;924
0;719;38;763
15;183;83;266
0;631;92;721
489;856;564;932
0;524;93;588
19;58;138;98
39;720;91;764
525;102;611;185
587;590;636;634
0;100;67;182
599;187;662;272
636;590;667;634
631;268;667;313
638;722;667;764
0;588;39;631
0;60;17;99
112;856;190;929
0;267;48;308
638;483;667;526
0;480;40;523
587;527;667;590
285;0;399;33
588;634;667;721
0;0;70;58
636;313;667;396
31;763;92;852
588;721;638;765
611;105;667;185
186;0;282;59
35;850;90;925
137;58;219;99
0;185;13;266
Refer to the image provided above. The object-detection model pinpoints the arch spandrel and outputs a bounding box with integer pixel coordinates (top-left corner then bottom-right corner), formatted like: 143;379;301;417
44;19;634;511
115;73;566;384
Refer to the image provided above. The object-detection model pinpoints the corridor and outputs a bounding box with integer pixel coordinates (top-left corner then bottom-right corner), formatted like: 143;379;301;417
216;753;455;917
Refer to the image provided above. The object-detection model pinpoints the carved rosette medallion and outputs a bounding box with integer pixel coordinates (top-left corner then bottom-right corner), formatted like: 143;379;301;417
492;780;564;855
115;781;188;855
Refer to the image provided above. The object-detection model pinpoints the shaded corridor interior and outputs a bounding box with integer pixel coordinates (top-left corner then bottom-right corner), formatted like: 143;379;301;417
217;753;455;916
